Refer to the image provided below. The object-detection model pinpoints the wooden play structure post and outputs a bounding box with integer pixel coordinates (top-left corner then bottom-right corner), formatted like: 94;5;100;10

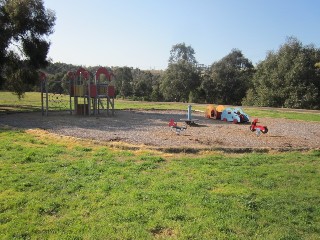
39;71;48;116
67;71;75;115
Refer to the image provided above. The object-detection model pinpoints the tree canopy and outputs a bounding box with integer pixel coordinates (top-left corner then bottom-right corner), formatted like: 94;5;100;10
243;37;320;109
0;0;56;96
202;49;254;105
168;42;197;65
160;60;200;102
131;69;154;101
161;43;200;102
113;67;133;98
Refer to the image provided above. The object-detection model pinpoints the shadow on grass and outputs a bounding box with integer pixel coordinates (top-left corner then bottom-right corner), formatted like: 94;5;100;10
0;104;42;114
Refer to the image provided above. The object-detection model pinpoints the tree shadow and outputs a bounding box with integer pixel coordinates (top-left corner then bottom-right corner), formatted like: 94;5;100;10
0;104;41;114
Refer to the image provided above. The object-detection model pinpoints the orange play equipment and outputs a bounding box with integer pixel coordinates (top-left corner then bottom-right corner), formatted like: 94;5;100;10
205;104;225;120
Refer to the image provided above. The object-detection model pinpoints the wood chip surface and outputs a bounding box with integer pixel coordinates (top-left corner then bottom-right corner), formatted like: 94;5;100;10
1;110;319;152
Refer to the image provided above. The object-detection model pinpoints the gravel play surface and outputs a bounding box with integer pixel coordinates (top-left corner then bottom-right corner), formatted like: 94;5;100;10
1;110;319;152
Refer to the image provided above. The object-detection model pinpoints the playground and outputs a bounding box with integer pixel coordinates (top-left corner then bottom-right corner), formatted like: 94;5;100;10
1;109;319;152
1;66;319;152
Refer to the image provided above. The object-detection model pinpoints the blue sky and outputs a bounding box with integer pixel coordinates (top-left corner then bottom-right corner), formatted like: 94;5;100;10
44;0;320;70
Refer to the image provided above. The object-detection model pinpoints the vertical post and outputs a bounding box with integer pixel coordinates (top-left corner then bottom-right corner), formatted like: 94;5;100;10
97;98;100;114
88;78;91;116
74;76;77;114
81;72;85;116
187;105;192;121
69;78;72;115
41;80;44;116
74;96;78;114
112;97;115;116
95;71;98;115
107;97;110;116
45;78;48;116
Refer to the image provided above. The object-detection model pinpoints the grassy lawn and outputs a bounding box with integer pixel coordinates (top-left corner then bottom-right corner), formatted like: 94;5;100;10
0;91;43;112
1;91;320;122
0;128;319;239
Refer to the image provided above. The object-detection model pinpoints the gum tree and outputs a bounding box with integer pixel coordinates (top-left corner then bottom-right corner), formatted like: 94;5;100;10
0;0;56;97
160;43;200;102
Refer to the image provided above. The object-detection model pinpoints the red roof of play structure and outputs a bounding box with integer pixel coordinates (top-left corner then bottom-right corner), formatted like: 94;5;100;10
95;67;111;80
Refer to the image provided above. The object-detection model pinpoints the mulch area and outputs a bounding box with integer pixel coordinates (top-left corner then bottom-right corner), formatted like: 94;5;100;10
1;110;320;152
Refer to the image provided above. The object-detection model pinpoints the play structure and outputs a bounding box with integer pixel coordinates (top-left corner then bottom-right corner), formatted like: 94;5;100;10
40;67;115;116
250;119;268;136
205;104;250;123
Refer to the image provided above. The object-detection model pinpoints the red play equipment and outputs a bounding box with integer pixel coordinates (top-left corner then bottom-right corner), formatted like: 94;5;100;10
250;119;268;134
40;67;115;116
70;67;115;115
169;119;187;134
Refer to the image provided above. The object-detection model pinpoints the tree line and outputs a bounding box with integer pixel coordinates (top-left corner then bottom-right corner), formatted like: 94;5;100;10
1;0;319;109
44;38;320;110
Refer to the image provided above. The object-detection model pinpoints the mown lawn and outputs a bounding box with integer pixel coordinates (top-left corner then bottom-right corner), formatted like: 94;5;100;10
1;91;320;122
0;128;319;239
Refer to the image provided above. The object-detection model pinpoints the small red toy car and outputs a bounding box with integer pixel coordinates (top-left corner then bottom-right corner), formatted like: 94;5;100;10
250;119;268;134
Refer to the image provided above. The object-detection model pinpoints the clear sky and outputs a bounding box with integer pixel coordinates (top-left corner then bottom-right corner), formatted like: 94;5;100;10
44;0;320;70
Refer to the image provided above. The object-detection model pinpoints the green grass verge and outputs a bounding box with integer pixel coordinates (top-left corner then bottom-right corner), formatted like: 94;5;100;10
0;91;70;112
0;91;42;112
1;91;320;122
245;109;320;122
1;128;319;239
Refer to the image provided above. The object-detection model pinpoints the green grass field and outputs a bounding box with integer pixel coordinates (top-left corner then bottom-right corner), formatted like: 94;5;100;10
1;91;320;122
1;91;320;239
0;129;319;239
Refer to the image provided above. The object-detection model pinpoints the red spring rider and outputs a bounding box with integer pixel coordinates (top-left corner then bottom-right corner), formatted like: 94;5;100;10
250;119;268;134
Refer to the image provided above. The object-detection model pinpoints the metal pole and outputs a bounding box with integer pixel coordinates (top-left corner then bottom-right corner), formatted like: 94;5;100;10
187;105;192;121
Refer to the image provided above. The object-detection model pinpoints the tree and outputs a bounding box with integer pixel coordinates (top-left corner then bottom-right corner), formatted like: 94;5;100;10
202;49;254;105
199;67;216;102
315;62;320;76
147;70;162;102
113;67;133;98
243;37;320;109
168;42;197;65
0;0;56;96
132;69;153;100
160;61;200;102
48;72;66;94
160;43;200;102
